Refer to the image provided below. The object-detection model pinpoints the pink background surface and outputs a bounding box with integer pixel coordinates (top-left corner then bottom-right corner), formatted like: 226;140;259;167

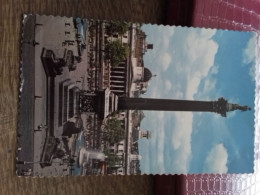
166;0;260;32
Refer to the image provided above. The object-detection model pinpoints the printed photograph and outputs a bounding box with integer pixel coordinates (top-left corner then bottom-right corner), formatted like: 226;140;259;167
17;15;257;176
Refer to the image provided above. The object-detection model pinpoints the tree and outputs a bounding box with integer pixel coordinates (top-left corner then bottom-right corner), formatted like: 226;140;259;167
106;21;130;36
104;149;123;167
135;160;141;175
104;40;130;67
103;118;125;144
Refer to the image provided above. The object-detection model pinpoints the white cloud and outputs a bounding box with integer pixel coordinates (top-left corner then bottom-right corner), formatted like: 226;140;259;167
146;26;174;74
173;91;184;99
185;30;217;64
202;78;217;97
149;77;163;99
164;79;172;92
210;65;219;75
249;64;256;81
161;52;172;71
171;112;193;173
157;26;175;50
156;119;165;173
183;30;219;100
148;111;164;145
186;75;202;100
204;143;228;173
165;29;219;173
200;28;217;39
142;26;220;174
195;65;219;100
243;35;256;64
243;34;256;81
172;82;184;99
144;111;166;173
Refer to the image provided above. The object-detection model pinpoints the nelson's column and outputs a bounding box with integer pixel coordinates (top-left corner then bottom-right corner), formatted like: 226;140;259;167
117;68;251;117
80;67;251;118
118;96;251;117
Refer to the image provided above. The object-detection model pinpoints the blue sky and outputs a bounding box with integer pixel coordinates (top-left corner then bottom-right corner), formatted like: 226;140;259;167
138;25;256;174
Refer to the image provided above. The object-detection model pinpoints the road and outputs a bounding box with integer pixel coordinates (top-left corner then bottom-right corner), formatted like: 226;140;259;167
19;15;89;176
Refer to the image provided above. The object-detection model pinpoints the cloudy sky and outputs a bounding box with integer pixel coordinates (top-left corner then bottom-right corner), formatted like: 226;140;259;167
138;25;256;174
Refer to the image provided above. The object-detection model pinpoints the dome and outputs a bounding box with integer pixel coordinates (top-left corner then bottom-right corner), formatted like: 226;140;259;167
143;67;152;82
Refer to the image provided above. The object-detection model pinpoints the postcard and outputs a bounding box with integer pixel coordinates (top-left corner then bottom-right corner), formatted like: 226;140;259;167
17;15;258;176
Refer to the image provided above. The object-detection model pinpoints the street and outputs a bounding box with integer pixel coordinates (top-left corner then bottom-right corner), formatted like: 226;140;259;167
32;15;89;176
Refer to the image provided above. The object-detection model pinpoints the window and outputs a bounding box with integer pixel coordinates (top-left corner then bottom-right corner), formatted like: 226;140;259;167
68;89;74;118
63;86;68;122
113;34;118;38
58;82;63;126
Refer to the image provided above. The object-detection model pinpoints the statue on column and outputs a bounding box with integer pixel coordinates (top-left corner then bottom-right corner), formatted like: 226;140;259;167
226;103;251;112
213;97;251;117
